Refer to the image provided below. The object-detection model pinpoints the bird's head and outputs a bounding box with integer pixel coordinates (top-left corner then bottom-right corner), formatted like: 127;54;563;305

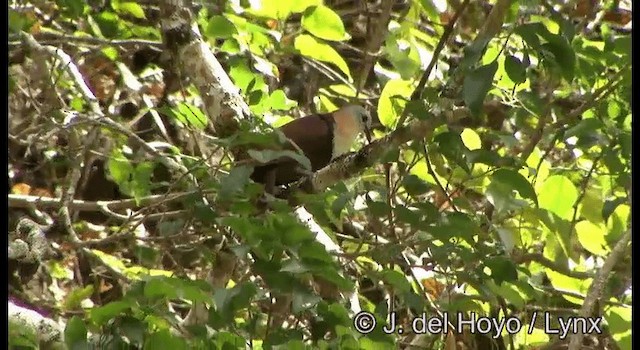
334;104;374;144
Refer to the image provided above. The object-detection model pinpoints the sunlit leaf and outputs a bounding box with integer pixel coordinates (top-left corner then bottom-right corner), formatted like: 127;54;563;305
294;34;352;80
537;175;577;220
378;79;414;129
301;5;349;41
575;221;609;255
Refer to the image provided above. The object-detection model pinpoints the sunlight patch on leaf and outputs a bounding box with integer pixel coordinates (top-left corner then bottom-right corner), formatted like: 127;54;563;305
294;34;352;81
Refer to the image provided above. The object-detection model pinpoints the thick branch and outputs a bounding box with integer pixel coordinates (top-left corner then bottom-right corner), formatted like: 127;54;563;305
287;108;467;195
9;301;64;347
158;0;250;139
568;230;631;350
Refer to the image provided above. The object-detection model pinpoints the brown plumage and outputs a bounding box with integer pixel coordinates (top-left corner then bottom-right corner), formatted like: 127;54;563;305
251;105;372;193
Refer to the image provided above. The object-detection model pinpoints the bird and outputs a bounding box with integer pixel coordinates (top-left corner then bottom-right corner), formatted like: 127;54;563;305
250;104;373;194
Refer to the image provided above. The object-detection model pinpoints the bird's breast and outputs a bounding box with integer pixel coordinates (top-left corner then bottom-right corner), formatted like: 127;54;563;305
331;133;357;159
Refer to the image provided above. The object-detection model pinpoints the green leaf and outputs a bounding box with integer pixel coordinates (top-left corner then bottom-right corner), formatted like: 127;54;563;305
301;5;349;41
292;293;322;313
229;57;266;94
266;90;297;111
461;36;492;68
402;174;431;196
294;34;352;80
90;301;132;326
206;15;237;39
144;277;178;299
460;128;482;150
377;79;414;128
9;9;37;33
492;283;526;309
214;332;248;349
514;22;575;81
579;187;604;224
565;117;604;137
65;316;88;350
108;151;133;185
515;23;543;49
491;169;538;205
118;317;146;347
63;285;94;311
57;0;86;17
144;329;187;350
536;209;573;260
504;55;527;84
113;2;146;19
379;270;412;293
394;206;421;226
602;197;627;222
485;257;518;285
367;200;391;217
463;61;498;116
605;306;632;350
467;149;515;167
219;165;253;199
331;192;350;217
247;148;311;171
246;0;297;20
289;0;323;13
541;35;576;81
434;131;470;173
213;282;258;321
537;175;578;220
575;221;609;256
174;103;208;129
299;241;335;264
280;259;309;274
486;180;529;214
385;36;422;79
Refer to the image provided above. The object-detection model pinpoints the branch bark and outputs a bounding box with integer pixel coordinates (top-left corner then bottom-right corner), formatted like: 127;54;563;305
284;107;468;196
568;230;631;350
158;0;250;139
9;300;64;347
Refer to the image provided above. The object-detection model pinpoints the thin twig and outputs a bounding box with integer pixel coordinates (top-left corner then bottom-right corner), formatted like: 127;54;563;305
9;190;210;212
396;0;471;127
514;253;595;279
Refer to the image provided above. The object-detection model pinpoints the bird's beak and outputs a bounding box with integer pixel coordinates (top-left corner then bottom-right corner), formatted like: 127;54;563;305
364;125;373;144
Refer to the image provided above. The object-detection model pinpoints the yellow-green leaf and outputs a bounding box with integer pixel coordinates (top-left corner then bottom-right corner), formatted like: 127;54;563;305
606;305;632;350
302;5;349;41
378;79;414;129
537;175;578;220
294;34;351;80
247;0;293;20
546;269;592;303
113;1;145;19
461;128;482;150
575;221;609;256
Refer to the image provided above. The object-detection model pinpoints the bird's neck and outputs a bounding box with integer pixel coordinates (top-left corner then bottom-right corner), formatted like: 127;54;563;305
331;110;361;159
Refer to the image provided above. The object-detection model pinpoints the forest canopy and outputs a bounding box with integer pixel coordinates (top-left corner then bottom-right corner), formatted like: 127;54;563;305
8;0;631;349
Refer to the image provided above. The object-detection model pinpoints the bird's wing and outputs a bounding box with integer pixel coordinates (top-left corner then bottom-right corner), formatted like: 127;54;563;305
278;112;334;171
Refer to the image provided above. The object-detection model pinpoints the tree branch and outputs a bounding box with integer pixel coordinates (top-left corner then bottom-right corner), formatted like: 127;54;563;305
568;229;631;350
286;108;468;195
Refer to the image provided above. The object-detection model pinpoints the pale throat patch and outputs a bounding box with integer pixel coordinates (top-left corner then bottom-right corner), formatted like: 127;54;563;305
332;110;361;159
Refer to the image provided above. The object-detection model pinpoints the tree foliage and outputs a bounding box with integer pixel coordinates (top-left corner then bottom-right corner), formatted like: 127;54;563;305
8;0;631;349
